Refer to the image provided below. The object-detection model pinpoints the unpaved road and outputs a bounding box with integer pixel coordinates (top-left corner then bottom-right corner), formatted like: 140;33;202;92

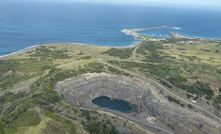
85;45;221;124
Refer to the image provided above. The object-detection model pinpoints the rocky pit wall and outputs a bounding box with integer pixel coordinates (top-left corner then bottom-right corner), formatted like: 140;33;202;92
55;73;221;134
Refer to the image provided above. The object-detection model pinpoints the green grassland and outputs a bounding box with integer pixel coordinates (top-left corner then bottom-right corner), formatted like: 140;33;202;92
0;38;221;134
106;39;221;109
103;47;134;59
0;45;142;134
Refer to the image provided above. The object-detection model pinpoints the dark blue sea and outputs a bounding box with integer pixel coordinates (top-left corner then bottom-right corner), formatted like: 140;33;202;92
1;1;221;55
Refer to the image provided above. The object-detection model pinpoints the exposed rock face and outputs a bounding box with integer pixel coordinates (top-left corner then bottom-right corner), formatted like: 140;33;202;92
55;73;150;107
55;73;221;134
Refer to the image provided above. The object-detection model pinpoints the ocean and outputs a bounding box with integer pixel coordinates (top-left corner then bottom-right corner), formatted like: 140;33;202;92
1;1;221;55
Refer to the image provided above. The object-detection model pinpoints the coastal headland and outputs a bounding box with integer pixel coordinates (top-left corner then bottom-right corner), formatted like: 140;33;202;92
0;30;221;134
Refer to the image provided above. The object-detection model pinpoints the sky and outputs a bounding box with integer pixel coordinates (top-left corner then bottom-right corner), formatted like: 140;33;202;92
6;0;221;10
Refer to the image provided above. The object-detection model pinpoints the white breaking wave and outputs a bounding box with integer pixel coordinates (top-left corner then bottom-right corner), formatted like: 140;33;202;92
0;45;39;59
121;25;181;38
121;29;143;39
173;27;181;30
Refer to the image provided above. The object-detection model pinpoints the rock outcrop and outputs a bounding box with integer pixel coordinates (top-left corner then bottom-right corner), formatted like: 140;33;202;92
55;73;221;134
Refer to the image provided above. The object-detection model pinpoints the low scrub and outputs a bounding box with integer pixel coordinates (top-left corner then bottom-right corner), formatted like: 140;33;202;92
104;48;134;59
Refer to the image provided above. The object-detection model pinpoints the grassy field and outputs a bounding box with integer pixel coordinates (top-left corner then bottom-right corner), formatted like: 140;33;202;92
103;47;134;59
0;44;139;134
107;39;221;109
0;38;221;133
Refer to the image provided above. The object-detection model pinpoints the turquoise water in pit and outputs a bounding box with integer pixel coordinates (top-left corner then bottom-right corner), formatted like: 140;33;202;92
92;96;136;113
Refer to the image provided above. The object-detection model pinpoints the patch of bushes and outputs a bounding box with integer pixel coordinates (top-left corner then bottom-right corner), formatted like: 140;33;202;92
107;66;129;76
31;62;106;105
0;92;26;104
167;96;180;105
0;100;36;133
31;68;78;105
213;95;221;109
104;48;134;59
107;60;150;72
180;81;214;99
86;121;119;134
166;75;187;87
0;58;51;90
80;110;91;121
12;111;41;127
147;63;183;79
160;79;173;88
44;112;77;134
186;94;194;99
137;41;163;62
188;104;193;109
80;56;92;60
42;121;67;134
217;68;221;74
29;46;71;59
78;62;105;74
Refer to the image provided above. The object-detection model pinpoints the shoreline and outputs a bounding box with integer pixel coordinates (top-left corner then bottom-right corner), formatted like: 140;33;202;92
1;26;220;59
0;45;39;59
0;27;146;58
0;42;138;59
0;29;143;59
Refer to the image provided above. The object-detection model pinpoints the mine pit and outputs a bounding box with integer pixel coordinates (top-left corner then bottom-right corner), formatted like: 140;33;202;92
55;73;149;109
55;73;221;134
